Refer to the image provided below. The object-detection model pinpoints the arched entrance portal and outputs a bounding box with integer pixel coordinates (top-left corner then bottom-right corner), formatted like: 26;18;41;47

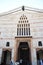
1;50;11;65
18;42;31;65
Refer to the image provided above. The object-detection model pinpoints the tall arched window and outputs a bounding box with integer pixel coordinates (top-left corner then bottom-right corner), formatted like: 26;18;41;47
17;14;30;36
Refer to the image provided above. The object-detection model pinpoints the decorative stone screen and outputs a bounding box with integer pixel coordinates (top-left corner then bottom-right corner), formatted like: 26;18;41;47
17;14;30;36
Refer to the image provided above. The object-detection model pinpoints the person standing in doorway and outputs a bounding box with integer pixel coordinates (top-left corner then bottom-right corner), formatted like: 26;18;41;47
10;59;15;65
39;59;43;65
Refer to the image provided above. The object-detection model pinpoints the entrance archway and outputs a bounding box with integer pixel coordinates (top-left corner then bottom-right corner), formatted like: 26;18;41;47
1;50;11;65
18;42;31;65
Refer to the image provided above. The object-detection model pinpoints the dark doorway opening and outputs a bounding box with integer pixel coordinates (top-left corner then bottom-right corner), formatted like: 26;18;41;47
36;49;43;65
1;50;11;65
18;42;31;65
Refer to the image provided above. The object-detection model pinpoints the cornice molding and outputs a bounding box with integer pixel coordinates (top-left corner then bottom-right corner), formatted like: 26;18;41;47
0;6;43;17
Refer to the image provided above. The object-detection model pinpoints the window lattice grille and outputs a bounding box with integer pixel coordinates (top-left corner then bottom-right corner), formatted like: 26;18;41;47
17;15;30;36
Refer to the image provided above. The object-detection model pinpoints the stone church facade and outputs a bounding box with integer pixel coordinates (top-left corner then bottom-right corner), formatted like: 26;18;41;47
0;6;43;65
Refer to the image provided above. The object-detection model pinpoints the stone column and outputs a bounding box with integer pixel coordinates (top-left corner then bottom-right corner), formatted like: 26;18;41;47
11;49;14;61
31;48;37;65
0;49;2;64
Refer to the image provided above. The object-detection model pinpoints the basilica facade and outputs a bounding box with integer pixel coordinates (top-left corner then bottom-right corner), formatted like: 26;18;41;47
0;6;43;65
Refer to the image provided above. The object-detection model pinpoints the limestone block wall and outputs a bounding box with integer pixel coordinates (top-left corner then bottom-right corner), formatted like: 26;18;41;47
0;39;16;47
32;39;43;47
0;10;43;38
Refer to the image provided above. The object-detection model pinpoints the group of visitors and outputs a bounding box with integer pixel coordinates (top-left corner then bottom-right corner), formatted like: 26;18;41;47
10;59;43;65
10;59;30;65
